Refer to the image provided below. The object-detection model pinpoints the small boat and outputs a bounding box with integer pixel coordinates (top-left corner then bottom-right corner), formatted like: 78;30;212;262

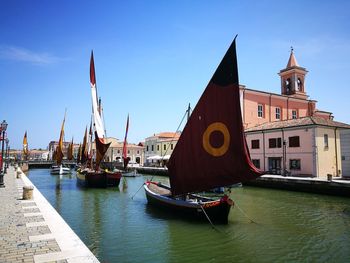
122;169;140;177
51;113;71;175
144;36;263;224
51;165;71;175
76;51;121;188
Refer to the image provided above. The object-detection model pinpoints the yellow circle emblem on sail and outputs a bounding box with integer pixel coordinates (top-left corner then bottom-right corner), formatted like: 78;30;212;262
202;122;230;157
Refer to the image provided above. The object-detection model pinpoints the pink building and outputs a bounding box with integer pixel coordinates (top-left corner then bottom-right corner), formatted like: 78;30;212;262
243;49;350;178
241;49;332;130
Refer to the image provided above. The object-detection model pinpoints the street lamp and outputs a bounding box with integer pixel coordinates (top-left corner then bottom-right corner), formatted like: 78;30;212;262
0;120;8;187
4;138;9;173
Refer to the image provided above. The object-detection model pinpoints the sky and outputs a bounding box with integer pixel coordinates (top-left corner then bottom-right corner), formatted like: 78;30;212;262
1;0;350;150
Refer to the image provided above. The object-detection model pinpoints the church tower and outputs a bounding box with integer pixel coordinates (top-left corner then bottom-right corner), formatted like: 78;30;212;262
278;48;308;99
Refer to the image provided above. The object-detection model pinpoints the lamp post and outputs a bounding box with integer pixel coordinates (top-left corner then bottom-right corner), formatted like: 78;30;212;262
4;138;9;173
0;120;8;187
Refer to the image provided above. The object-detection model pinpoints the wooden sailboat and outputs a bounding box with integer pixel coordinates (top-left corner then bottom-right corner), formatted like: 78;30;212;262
76;51;121;188
51;113;71;175
144;37;263;224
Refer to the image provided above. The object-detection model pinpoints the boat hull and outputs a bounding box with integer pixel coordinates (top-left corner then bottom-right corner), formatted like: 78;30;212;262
144;182;233;224
77;169;122;188
50;165;71;175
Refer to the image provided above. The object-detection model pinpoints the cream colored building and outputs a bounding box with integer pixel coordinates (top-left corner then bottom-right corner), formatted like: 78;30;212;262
246;117;350;179
101;137;144;165
144;132;180;166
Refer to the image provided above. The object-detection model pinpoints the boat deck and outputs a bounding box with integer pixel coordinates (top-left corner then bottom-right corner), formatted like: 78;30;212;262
148;183;172;196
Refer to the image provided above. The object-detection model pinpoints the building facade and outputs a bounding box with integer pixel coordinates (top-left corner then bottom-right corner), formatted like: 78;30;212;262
103;137;145;166
240;49;332;130
144;132;180;166
246;117;350;179
243;49;350;179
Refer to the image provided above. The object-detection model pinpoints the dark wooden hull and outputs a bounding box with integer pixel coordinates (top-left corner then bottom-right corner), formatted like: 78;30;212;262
77;169;121;188
144;181;233;224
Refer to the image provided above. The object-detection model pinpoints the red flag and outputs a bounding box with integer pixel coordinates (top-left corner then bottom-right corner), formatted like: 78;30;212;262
90;51;96;86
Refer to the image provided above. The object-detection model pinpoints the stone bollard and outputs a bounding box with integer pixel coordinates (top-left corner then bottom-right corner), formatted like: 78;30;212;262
23;186;34;200
327;174;332;182
16;168;22;179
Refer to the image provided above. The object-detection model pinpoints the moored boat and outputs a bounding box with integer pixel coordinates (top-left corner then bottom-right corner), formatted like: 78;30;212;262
144;36;264;224
76;51;121;188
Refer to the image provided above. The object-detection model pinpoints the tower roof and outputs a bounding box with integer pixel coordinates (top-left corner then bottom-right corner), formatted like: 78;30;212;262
286;47;299;68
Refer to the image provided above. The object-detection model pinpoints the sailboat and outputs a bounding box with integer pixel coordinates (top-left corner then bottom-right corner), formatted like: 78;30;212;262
51;113;71;175
121;114;140;177
76;51;122;188
144;37;263;224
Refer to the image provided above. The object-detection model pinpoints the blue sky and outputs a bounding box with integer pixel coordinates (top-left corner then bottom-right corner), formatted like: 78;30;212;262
1;0;350;150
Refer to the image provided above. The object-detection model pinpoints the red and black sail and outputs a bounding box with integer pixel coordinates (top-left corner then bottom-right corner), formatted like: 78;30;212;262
167;37;263;195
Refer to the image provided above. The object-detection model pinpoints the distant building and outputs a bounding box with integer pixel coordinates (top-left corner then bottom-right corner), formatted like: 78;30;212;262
144;132;180;166
99;137;145;166
48;141;79;160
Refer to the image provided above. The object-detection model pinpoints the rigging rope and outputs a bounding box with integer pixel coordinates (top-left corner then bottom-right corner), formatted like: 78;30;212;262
234;201;259;224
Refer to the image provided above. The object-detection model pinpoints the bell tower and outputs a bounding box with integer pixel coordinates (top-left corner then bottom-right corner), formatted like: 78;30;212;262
278;48;308;99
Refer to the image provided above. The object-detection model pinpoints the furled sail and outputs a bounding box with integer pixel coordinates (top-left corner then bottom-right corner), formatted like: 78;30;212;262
67;137;74;160
81;126;88;164
77;144;82;164
122;114;130;169
56;115;65;166
23;131;28;160
167;37;263;195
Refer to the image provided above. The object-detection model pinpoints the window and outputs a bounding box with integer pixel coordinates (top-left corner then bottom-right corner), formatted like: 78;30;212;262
252;159;260;169
292;110;297;119
151;145;154;151
251;139;260;149
157;145;159;151
146;146;148;152
128;150;130;154
290;159;301;170
117;150;120;154
258;104;264;118
275;107;281;120
137;150;139;154
164;144;166;150
289;136;300;147
171;144;173;150
324;134;329;149
269;138;282;148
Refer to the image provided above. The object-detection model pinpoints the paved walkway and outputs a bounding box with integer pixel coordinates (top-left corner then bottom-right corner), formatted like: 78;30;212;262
0;166;99;263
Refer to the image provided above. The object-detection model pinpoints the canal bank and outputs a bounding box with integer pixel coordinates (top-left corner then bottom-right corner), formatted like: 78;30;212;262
0;165;99;263
137;167;350;197
244;174;350;197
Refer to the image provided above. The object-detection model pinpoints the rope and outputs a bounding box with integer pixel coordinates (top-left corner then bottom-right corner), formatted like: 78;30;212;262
199;205;224;233
131;182;145;200
235;202;259;224
149;107;189;183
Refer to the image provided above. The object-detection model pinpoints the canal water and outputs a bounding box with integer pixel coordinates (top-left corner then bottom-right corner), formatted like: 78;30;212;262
27;169;350;263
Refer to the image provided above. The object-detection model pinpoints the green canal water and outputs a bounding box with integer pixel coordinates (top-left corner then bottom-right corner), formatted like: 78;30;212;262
27;169;350;263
